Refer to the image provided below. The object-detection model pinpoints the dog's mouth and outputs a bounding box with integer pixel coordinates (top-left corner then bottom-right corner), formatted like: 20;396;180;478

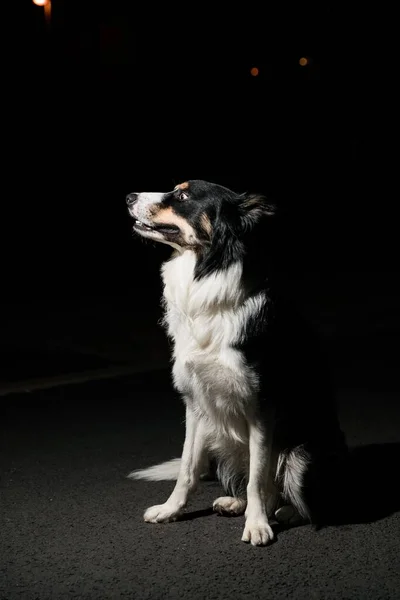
134;219;180;235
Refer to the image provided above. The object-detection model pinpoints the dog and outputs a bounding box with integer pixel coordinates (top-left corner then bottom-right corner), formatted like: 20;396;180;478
126;180;347;546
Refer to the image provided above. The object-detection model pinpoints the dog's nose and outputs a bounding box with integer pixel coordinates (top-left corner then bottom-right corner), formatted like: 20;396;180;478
126;193;138;207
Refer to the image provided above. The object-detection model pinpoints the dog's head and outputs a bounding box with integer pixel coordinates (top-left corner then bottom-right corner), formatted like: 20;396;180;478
126;180;275;257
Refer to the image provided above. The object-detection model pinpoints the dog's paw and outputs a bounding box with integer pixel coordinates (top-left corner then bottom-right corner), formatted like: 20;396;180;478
213;496;247;516
143;503;183;524
241;516;274;546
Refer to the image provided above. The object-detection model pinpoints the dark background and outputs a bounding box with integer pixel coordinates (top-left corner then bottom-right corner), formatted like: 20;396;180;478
1;5;400;599
1;2;397;385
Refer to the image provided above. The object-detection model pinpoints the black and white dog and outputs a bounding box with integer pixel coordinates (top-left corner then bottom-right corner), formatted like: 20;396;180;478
127;180;346;546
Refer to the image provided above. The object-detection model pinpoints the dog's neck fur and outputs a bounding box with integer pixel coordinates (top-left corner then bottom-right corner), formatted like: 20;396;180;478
161;250;246;317
160;249;267;361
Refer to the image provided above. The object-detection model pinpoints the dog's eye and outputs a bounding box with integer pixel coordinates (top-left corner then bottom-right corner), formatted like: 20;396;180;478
179;192;189;201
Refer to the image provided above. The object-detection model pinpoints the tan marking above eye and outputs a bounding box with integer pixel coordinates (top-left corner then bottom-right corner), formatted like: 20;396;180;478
175;181;189;191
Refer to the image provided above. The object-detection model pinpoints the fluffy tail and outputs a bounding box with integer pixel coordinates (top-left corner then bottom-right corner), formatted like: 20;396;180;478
128;458;181;481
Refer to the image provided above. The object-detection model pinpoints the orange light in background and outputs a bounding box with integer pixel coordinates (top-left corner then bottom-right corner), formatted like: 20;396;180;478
299;57;308;67
44;0;51;24
33;0;51;25
250;67;259;77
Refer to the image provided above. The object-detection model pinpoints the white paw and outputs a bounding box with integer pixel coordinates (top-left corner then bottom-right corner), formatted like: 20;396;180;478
213;496;247;516
241;516;274;546
143;503;183;524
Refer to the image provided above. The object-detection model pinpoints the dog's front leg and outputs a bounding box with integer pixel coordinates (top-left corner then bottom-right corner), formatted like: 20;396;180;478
144;405;206;523
242;420;274;546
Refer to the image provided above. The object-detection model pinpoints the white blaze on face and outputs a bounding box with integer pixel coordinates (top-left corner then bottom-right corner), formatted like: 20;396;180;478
129;192;164;225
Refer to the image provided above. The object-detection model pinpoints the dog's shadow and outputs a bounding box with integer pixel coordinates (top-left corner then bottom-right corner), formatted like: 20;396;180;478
181;443;400;527
179;507;216;521
315;442;400;527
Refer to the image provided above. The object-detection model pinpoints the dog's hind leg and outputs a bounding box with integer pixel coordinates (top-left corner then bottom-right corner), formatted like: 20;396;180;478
212;450;247;516
213;496;247;516
143;405;207;523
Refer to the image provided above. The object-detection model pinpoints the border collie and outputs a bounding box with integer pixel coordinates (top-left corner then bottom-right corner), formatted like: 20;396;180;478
126;180;346;546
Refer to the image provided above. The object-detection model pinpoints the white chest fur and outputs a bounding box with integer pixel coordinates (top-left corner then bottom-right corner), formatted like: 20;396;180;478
161;251;264;438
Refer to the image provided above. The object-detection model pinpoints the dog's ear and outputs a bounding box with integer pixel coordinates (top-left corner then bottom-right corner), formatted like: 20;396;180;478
239;194;276;229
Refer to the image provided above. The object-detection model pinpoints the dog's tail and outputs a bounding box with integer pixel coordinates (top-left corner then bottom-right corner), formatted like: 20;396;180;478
128;458;181;481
